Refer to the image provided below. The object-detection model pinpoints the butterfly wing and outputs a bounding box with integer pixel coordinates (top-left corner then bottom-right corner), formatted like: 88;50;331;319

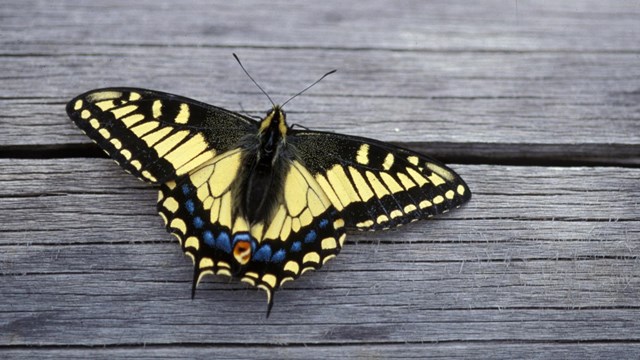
289;131;472;231
157;150;346;314
66;87;258;183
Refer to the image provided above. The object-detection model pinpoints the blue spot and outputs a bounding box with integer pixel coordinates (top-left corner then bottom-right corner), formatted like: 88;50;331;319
253;245;272;262
193;216;204;229
203;230;214;247
319;219;329;229
185;200;195;214
215;232;231;253
181;183;191;195
291;241;302;252
271;249;286;263
232;233;251;245
304;230;317;244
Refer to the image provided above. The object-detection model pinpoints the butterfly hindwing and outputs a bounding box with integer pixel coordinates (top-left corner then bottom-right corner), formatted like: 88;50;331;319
289;131;472;231
66;88;257;183
157;149;346;309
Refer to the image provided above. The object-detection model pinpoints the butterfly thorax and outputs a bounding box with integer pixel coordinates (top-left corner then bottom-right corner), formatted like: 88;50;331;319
241;106;290;224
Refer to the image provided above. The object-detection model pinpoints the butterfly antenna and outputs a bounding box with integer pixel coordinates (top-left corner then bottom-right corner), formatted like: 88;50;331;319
233;53;275;107
281;69;337;108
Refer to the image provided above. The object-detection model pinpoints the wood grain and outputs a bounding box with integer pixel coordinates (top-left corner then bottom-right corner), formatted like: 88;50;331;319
1;0;639;358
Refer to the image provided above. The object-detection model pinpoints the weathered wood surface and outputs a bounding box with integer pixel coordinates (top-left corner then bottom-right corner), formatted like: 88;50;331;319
1;0;639;359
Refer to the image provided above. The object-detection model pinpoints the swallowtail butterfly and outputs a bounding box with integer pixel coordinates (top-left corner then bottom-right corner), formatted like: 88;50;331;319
67;58;471;316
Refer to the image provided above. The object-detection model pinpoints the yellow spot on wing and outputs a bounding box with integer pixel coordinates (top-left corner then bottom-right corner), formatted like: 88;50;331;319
95;100;117;111
89;119;100;129
457;184;466;195
327;165;361;207
397;172;416;190
241;277;256;286
130;121;159;138
445;190;455;199
120;149;131;160
152;100;162;119
73;100;83;110
280;216;292;240
426;163;455;181
262;274;277;288
303;252;320;264
200;257;214;269
170;219;187;234
348;167;374;202
130;160;142;170
98;128;111;139
315;174;343;211
299;209;313;227
121;114;145;128
307;191;326;217
154;130;189;157
129;92;141;101
141;170;156;182
419;200;432;209
110;138;122;149
356;143;370;165
142;127;172;147
433;195;444;204
163;197;179;213
87;91;123;102
218;192;232;228
390;209;403;219
284;165;309;217
404;204;417;213
284;261;300;274
321;237;337;250
406;167;428;186
366;171;390;197
175;103;190;124
111;105;138;119
357;220;374;228
380;173;403;193
264;205;287;240
185;236;199;250
427;173;446;186
81;110;91;119
382;153;394;170
232;217;249;233
164;134;210;170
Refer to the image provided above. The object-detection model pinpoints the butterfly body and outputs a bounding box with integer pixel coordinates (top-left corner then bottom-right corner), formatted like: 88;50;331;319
67;86;471;316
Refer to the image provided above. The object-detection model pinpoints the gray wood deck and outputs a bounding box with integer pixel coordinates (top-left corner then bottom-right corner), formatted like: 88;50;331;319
1;1;639;358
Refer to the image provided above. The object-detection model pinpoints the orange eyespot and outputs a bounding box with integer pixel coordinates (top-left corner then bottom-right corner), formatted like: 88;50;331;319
233;240;252;265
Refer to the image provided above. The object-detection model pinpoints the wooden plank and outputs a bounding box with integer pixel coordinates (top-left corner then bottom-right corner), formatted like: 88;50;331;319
1;159;638;348
2;46;640;148
2;0;639;51
3;343;640;360
1;0;640;164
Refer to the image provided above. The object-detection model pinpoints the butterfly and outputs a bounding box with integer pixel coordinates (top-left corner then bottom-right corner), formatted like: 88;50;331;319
66;59;471;316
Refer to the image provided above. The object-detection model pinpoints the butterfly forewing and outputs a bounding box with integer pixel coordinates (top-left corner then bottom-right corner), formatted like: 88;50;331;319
66;88;257;183
289;131;471;231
